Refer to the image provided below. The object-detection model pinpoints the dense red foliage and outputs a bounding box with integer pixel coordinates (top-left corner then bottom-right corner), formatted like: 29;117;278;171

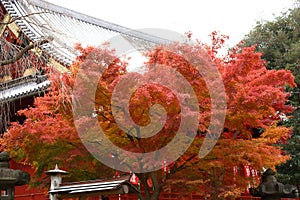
2;33;296;199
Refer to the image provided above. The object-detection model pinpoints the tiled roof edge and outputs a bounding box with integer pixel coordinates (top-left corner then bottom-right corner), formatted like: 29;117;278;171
25;0;171;44
0;74;48;91
0;79;50;102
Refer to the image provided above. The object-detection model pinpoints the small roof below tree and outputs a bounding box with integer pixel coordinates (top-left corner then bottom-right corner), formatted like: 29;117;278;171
49;175;139;199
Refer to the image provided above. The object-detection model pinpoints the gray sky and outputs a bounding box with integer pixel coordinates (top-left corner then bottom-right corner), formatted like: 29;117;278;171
45;0;295;47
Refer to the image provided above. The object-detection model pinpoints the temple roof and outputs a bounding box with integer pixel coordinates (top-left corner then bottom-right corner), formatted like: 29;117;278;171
49;176;139;198
0;0;169;102
0;74;49;101
1;0;169;66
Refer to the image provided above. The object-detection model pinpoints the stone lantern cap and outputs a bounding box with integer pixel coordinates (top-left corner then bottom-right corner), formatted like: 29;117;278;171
263;168;276;176
0;152;10;162
45;164;68;175
0;151;11;168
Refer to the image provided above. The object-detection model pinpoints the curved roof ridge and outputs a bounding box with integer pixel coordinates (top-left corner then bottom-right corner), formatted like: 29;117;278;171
25;0;170;44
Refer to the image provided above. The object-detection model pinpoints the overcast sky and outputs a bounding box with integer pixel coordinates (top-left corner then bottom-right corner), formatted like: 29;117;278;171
45;0;295;47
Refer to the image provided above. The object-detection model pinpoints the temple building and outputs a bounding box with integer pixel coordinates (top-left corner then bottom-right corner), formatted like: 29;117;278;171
0;0;168;199
0;0;167;134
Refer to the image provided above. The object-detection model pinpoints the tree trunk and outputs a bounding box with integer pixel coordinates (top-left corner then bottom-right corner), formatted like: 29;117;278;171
137;172;163;200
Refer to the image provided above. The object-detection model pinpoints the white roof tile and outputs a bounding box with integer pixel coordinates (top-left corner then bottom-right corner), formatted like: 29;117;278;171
49;177;139;195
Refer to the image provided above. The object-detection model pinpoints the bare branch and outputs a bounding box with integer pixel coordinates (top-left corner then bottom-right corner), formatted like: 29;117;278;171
0;36;54;66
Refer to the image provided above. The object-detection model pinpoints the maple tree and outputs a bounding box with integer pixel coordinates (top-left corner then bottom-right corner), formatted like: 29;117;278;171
1;45;121;185
1;32;296;199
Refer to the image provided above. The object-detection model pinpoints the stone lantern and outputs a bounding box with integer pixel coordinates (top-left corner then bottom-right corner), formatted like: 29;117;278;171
45;164;68;200
250;168;298;200
0;151;30;200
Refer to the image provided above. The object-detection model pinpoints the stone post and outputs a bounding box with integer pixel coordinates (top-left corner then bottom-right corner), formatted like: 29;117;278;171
250;168;298;200
45;164;68;200
0;151;30;200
